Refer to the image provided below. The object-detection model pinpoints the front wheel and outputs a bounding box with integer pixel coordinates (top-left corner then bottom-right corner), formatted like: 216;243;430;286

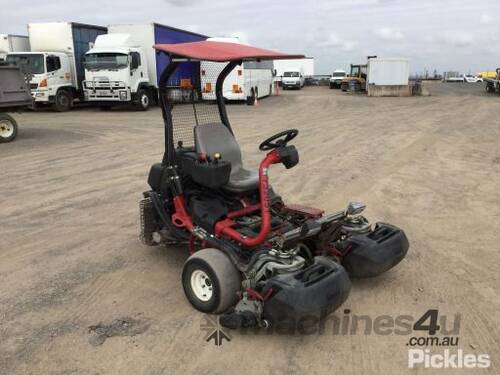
182;248;241;314
0;113;18;143
53;90;73;112
135;89;151;111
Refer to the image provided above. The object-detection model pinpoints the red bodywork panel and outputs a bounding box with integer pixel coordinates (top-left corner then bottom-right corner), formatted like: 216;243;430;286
172;195;193;230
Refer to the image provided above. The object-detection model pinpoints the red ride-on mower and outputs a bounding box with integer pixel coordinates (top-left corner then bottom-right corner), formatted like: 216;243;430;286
140;41;409;329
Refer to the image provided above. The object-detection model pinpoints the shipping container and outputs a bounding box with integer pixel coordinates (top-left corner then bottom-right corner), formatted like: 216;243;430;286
367;58;409;86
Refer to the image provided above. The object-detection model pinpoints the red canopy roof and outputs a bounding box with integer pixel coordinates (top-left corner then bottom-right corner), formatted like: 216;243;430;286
154;41;304;62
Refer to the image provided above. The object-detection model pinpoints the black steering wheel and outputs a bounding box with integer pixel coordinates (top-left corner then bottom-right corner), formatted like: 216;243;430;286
259;129;299;151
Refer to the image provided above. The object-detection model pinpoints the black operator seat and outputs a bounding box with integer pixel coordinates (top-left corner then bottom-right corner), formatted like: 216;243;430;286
194;123;259;193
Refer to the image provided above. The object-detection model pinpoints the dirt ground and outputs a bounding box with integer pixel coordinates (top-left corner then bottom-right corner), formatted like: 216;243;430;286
1;82;499;374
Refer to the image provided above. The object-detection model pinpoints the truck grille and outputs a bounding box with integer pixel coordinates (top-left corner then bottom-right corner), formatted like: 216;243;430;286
87;81;126;90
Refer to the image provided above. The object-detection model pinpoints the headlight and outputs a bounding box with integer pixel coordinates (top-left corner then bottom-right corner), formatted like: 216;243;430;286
86;82;93;89
119;91;128;101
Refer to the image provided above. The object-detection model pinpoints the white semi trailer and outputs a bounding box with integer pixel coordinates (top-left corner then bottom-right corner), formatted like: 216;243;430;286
0;34;30;61
6;22;106;111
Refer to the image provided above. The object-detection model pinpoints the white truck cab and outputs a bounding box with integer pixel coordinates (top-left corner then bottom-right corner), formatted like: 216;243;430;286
282;68;305;89
83;34;152;110
6;23;106;112
6;52;73;110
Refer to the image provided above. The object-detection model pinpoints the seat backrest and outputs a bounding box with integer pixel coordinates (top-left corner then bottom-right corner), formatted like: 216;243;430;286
194;123;242;171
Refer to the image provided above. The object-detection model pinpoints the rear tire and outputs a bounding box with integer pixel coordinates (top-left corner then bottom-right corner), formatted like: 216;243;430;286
182;248;241;314
53;90;72;112
0;113;18;143
135;89;151;111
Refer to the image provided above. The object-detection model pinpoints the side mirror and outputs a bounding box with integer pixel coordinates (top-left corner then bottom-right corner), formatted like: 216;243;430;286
346;201;366;216
130;53;140;70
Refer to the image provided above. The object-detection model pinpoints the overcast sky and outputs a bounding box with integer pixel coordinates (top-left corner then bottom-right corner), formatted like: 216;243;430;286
1;0;499;74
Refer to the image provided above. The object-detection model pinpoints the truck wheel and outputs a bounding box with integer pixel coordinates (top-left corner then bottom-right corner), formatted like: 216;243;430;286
53;90;72;112
182;248;241;314
0;113;18;143
246;89;256;105
135;89;151;111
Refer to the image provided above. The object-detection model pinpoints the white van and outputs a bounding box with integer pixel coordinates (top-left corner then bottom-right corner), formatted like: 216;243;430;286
330;69;347;89
281;68;305;89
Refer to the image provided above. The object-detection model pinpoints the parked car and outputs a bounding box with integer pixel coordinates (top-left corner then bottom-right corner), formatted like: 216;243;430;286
330;69;346;89
463;74;482;83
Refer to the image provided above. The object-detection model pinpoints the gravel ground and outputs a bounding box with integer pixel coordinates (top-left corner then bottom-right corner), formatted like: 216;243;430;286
1;82;499;374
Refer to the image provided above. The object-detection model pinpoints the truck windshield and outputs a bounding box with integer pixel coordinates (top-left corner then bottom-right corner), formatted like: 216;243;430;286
332;72;345;77
84;53;129;70
284;72;299;77
6;54;45;74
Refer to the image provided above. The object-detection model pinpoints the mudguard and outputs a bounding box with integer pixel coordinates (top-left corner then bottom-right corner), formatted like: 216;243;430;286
262;257;351;325
342;222;409;278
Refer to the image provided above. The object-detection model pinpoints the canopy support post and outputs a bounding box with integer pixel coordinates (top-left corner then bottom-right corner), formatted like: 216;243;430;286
158;58;179;167
216;60;240;134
